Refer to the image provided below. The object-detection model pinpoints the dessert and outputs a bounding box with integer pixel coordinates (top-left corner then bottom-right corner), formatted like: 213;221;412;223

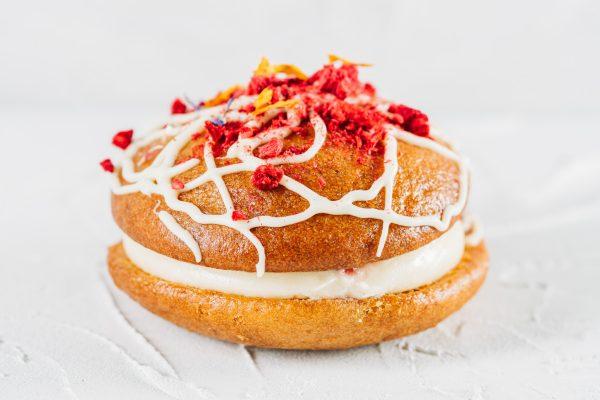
103;56;488;350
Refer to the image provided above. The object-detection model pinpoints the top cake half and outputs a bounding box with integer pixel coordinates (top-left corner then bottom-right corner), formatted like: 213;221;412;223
104;56;469;282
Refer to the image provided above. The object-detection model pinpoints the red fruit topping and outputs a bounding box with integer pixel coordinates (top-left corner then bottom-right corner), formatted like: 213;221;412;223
171;98;188;114
307;64;361;99
239;128;255;139
257;138;284;159
363;82;376;97
238;104;256;114
205;120;251;157
232;210;248;221
112;129;134;150
315;100;385;155
171;178;185;190
343;268;356;275
251;164;284;190
388;104;430;137
258;113;290;131
100;158;114;173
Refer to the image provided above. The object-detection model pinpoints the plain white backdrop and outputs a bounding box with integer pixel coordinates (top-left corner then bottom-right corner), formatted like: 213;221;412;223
1;0;599;115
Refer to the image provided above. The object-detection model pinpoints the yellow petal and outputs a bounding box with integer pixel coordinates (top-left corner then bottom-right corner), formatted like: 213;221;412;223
204;85;242;107
252;99;299;116
254;88;273;109
328;54;372;67
253;57;307;80
254;57;273;77
273;64;308;80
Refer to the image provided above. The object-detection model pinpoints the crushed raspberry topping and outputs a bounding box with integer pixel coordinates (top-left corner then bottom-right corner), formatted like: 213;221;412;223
117;57;432;169
282;144;310;156
231;210;248;221
205;120;251;157
251;164;284;190
315;100;386;155
257;138;284;159
388;104;430;137
228;58;431;158
246;75;304;98
100;158;114;172
171;178;185;190
112;129;134;150
307;64;363;100
171;98;188;114
254;57;308;80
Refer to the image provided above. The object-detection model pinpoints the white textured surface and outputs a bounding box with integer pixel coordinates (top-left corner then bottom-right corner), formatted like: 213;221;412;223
0;107;599;399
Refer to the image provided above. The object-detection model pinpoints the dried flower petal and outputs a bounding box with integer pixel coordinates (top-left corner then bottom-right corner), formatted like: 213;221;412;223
252;99;299;116
254;57;272;76
328;54;373;67
254;88;273;110
204;85;243;107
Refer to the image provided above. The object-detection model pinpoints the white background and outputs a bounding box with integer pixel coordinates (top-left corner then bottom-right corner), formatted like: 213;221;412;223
1;1;600;399
1;0;599;114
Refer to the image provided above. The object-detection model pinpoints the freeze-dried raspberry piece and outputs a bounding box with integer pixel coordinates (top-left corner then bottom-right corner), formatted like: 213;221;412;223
171;178;185;190
257;138;284;159
171;98;188;114
112;129;133;149
388;104;430;137
307;64;361;99
232;210;248;221
205;120;251;156
251;165;284;190
100;158;114;172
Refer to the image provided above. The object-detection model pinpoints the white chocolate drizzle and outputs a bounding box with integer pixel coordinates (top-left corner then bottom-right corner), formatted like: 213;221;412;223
110;94;469;276
156;211;202;263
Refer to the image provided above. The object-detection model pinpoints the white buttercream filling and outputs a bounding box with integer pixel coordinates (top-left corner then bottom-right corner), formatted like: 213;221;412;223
122;221;465;300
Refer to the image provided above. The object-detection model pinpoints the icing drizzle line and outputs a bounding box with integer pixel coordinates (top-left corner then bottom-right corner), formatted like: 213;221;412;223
110;95;469;276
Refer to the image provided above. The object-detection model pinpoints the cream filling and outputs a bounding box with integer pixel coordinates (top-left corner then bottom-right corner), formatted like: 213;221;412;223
122;221;465;300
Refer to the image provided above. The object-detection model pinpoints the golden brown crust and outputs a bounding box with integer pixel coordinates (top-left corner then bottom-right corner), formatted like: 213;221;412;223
107;241;487;350
113;140;462;272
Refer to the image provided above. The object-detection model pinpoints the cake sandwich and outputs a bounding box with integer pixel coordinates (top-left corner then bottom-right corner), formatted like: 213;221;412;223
102;56;488;350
